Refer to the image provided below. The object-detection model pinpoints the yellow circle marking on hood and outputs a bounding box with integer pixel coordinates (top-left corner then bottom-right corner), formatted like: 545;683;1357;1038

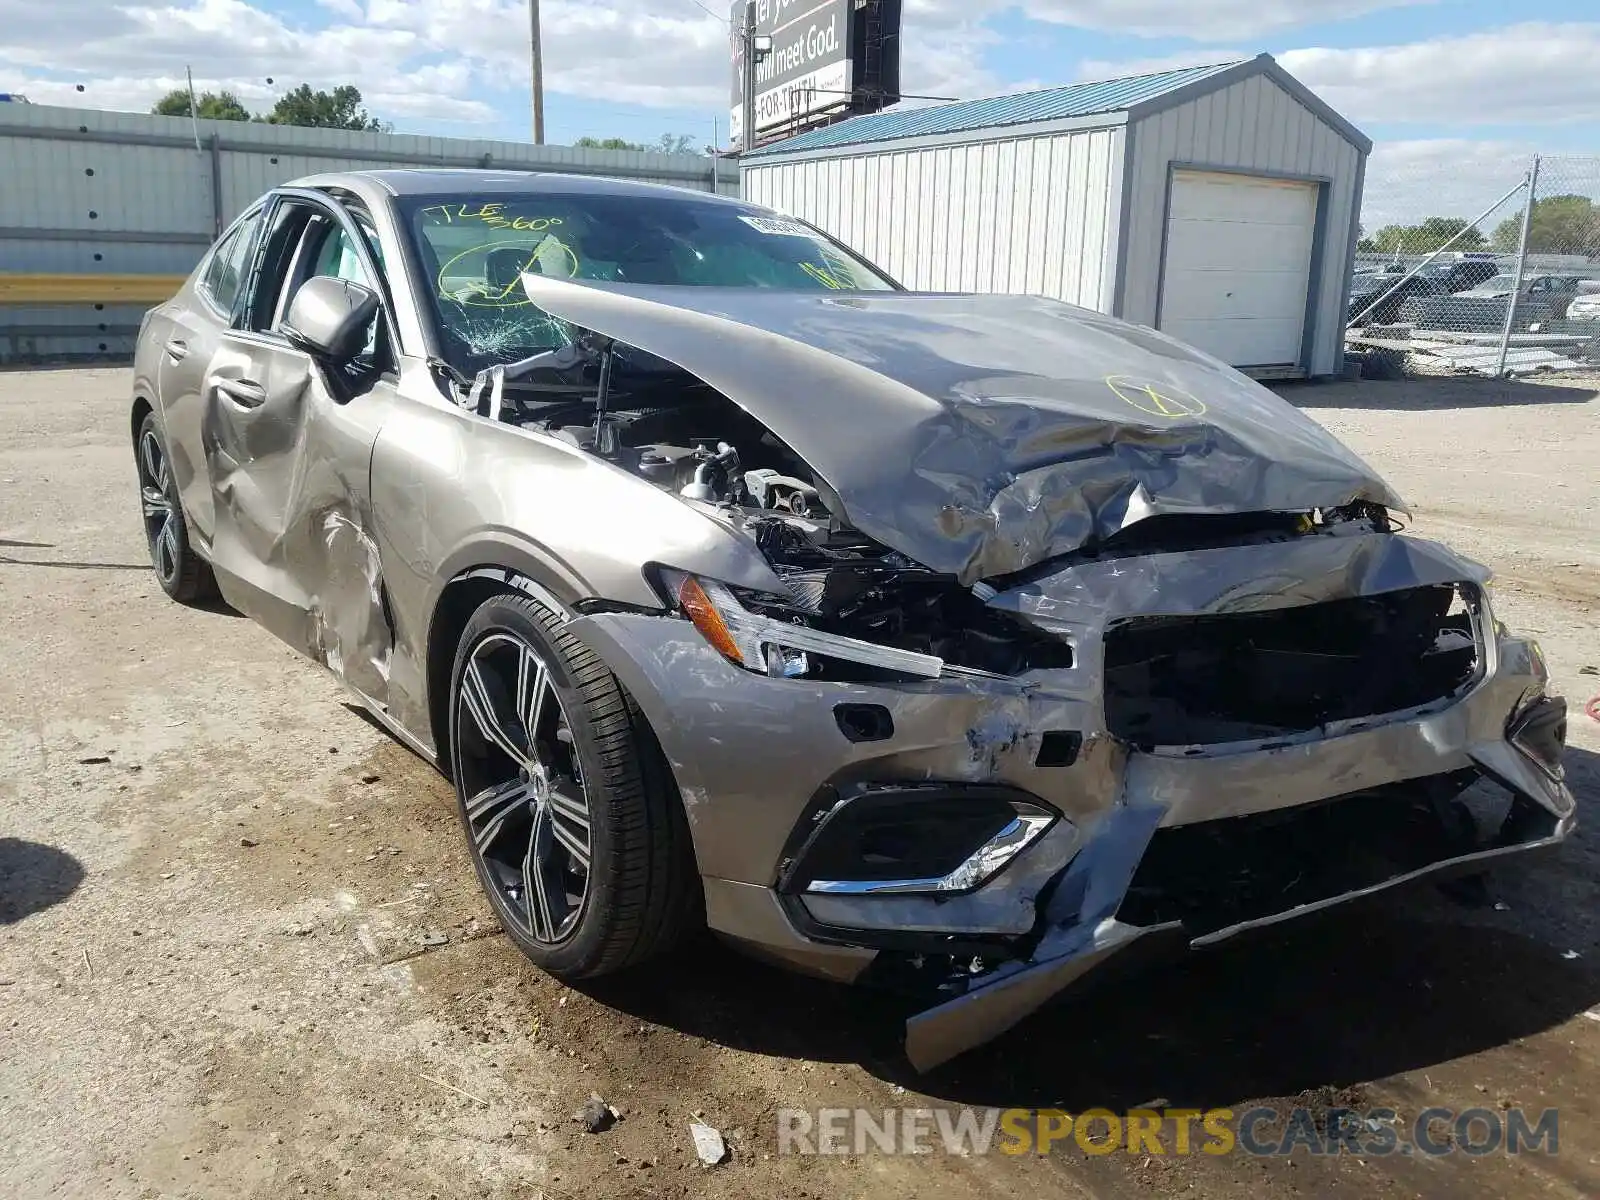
1106;374;1208;419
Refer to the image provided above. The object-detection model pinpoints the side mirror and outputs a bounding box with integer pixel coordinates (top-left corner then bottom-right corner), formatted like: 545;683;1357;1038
282;276;379;364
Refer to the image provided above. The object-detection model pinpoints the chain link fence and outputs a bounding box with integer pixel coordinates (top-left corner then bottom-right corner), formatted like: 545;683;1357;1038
1347;153;1600;377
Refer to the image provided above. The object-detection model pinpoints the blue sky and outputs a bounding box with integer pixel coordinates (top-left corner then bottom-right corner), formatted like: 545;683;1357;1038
3;0;1598;221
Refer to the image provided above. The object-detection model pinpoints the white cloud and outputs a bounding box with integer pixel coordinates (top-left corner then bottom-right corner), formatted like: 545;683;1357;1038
1280;23;1600;125
1078;25;1600;128
4;0;1598;158
896;19;1004;101
1028;0;1435;41
1361;138;1536;228
0;0;727;127
1075;49;1250;82
362;0;728;109
908;0;1431;41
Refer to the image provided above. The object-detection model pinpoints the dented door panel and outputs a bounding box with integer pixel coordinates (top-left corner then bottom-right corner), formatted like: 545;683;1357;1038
154;301;227;546
203;331;397;705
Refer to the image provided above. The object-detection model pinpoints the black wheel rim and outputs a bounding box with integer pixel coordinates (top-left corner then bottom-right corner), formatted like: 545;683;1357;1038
454;631;592;945
137;428;180;585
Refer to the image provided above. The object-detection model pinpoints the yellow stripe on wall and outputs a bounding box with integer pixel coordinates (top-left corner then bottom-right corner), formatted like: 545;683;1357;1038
0;274;187;304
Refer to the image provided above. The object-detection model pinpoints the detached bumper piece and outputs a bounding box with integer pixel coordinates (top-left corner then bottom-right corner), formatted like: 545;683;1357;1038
1118;773;1560;941
904;764;1573;1073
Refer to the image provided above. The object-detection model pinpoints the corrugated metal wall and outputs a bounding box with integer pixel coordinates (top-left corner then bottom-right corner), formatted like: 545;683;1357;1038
1121;73;1361;375
743;127;1123;307
0;102;738;362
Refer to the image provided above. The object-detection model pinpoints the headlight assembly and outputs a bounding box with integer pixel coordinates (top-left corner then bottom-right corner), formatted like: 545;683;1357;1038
656;568;944;680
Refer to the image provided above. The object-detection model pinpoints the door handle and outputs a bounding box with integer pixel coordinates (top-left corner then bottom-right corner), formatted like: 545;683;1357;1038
165;339;189;362
211;377;267;409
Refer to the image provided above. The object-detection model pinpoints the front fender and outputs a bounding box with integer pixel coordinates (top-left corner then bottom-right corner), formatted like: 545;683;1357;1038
371;383;793;758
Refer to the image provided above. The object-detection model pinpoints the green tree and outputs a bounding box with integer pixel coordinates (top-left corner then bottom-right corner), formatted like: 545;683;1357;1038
151;88;251;121
575;136;648;151
263;84;388;132
1368;216;1487;254
574;134;699;154
1492;194;1600;254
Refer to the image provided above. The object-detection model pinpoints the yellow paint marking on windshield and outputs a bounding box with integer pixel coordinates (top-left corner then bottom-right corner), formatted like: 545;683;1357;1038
799;261;848;290
435;238;581;308
421;204;566;233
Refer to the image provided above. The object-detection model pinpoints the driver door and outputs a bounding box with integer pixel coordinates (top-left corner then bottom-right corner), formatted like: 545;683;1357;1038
201;190;401;705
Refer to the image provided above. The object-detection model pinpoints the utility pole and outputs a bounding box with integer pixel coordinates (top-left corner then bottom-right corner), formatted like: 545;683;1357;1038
738;1;772;152
530;0;545;144
740;1;758;152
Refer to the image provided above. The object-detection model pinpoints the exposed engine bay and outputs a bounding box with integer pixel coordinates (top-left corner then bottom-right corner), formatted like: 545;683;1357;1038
457;350;1075;678
453;343;1432;689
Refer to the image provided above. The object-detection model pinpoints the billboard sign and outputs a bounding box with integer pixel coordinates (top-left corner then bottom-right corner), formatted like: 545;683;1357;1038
730;0;852;146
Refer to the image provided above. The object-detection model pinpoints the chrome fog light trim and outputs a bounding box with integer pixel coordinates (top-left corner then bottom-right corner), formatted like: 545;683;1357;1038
807;812;1057;895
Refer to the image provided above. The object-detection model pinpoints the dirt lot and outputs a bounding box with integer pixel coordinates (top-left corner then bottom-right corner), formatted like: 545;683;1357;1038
2;367;1598;1200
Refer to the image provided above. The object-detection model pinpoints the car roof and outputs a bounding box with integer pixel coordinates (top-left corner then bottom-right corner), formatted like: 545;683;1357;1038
287;167;751;207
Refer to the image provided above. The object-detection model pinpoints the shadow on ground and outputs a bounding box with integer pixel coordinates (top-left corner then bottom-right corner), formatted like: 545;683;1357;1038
0;554;152;571
1282;375;1598;412
0;538;249;592
579;746;1600;1112
0;838;86;924
189;593;248;618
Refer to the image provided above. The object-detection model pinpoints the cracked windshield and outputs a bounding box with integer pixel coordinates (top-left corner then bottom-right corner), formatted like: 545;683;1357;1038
403;192;896;371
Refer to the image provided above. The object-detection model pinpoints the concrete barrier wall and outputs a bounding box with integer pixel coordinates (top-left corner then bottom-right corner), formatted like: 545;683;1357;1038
0;102;738;362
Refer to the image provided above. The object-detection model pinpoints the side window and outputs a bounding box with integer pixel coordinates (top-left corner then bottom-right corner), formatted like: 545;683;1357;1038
299;222;382;360
264;212;390;374
309;225;374;289
200;211;262;316
199;227;241;299
243;202;308;333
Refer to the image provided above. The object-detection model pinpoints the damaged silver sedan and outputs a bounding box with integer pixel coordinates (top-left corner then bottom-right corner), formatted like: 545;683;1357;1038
131;170;1574;1070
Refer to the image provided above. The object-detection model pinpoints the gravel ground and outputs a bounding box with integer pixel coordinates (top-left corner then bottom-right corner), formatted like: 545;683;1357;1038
2;367;1598;1200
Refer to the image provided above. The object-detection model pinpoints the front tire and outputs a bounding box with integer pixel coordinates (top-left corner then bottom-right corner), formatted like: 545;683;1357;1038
135;411;216;603
449;591;701;978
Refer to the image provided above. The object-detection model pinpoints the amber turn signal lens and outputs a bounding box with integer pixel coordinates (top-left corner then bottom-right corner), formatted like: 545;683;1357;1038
676;574;745;665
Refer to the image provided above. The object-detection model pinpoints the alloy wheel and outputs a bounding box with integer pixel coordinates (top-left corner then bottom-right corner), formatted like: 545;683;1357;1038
137;428;180;586
454;631;593;945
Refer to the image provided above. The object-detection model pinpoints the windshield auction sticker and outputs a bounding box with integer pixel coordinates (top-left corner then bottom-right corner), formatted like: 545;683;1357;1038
738;214;815;238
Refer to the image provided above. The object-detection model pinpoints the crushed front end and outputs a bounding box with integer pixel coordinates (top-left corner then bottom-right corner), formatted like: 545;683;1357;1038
570;512;1574;1071
511;279;1571;1071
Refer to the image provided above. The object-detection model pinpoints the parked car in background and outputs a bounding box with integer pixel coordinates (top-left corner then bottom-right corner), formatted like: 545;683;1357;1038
1423;258;1504;294
1563;289;1600;323
1347;258;1501;326
1400;273;1586;332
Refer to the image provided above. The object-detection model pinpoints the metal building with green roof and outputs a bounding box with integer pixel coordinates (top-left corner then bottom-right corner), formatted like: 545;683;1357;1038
740;54;1371;379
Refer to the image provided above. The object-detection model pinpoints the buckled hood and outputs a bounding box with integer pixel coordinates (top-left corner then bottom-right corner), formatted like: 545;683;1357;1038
521;277;1404;584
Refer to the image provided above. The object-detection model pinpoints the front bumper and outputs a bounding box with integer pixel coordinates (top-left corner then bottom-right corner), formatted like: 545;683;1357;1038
567;532;1576;1069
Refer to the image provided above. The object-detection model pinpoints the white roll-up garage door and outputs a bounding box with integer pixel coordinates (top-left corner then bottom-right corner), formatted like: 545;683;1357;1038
1157;170;1318;369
